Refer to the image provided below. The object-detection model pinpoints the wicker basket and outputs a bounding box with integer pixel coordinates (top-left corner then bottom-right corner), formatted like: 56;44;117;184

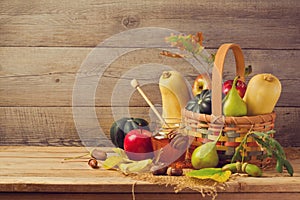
183;43;276;166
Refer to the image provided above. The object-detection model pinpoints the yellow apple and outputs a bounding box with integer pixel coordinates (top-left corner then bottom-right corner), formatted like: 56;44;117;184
192;74;211;96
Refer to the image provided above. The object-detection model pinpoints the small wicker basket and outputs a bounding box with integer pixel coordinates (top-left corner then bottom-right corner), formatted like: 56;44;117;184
184;43;276;166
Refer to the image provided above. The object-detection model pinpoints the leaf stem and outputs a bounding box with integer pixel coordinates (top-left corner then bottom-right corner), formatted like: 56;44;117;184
232;130;293;176
63;152;90;161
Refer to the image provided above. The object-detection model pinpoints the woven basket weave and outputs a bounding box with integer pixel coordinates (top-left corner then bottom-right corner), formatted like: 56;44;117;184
184;43;276;166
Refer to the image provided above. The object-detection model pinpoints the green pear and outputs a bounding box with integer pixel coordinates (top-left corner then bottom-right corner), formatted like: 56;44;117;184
223;76;247;117
191;142;219;169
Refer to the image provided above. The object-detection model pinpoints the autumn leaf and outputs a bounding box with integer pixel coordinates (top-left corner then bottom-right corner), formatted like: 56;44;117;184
186;168;231;183
102;148;153;175
119;159;152;175
102;156;124;169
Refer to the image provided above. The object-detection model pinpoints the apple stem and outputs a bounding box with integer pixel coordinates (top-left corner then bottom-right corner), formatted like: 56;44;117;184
244;65;252;77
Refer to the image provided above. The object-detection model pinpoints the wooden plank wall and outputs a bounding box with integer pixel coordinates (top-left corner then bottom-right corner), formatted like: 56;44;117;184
0;0;299;147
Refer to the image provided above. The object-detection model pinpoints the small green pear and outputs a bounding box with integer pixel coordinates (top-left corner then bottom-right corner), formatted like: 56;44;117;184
223;76;247;117
191;142;219;169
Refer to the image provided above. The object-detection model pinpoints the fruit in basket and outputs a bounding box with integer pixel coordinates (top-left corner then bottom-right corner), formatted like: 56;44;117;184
159;70;191;125
110;117;150;149
185;89;212;114
191;142;219;169
223;76;247;117
124;129;154;161
192;74;211;96
243;73;282;115
222;79;247;98
222;65;251;98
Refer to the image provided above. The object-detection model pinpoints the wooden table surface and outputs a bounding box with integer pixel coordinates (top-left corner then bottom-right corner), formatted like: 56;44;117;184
0;146;299;200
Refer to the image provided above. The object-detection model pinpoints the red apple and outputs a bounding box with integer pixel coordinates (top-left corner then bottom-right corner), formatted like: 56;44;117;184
222;79;247;98
192;74;211;96
124;129;154;161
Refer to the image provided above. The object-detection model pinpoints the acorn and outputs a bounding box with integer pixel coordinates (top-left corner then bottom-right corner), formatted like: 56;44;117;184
243;163;262;177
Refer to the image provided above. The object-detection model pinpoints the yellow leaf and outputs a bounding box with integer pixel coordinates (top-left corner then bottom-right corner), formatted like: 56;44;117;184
102;156;123;169
119;159;152;175
186;168;232;183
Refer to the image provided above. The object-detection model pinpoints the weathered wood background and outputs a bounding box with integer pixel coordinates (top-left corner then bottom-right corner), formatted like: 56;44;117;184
0;0;299;147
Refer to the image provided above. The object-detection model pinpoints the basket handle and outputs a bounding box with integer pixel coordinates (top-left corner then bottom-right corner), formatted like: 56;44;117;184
211;43;245;119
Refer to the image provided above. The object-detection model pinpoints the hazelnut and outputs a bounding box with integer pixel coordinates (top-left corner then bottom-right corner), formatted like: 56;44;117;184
152;166;168;175
91;149;107;161
88;159;99;169
167;167;183;176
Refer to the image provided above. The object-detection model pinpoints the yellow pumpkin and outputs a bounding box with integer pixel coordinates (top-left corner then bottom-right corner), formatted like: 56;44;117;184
243;73;281;115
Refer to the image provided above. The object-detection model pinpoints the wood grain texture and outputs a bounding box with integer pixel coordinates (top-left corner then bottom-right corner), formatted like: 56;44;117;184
0;146;299;200
0;0;299;49
0;0;299;147
0;47;299;107
0;193;299;200
0;107;299;147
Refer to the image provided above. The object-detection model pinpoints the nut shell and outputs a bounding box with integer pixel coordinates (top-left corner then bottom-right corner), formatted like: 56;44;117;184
244;163;262;177
91;149;107;161
88;159;99;169
152;166;168;175
167;167;183;176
